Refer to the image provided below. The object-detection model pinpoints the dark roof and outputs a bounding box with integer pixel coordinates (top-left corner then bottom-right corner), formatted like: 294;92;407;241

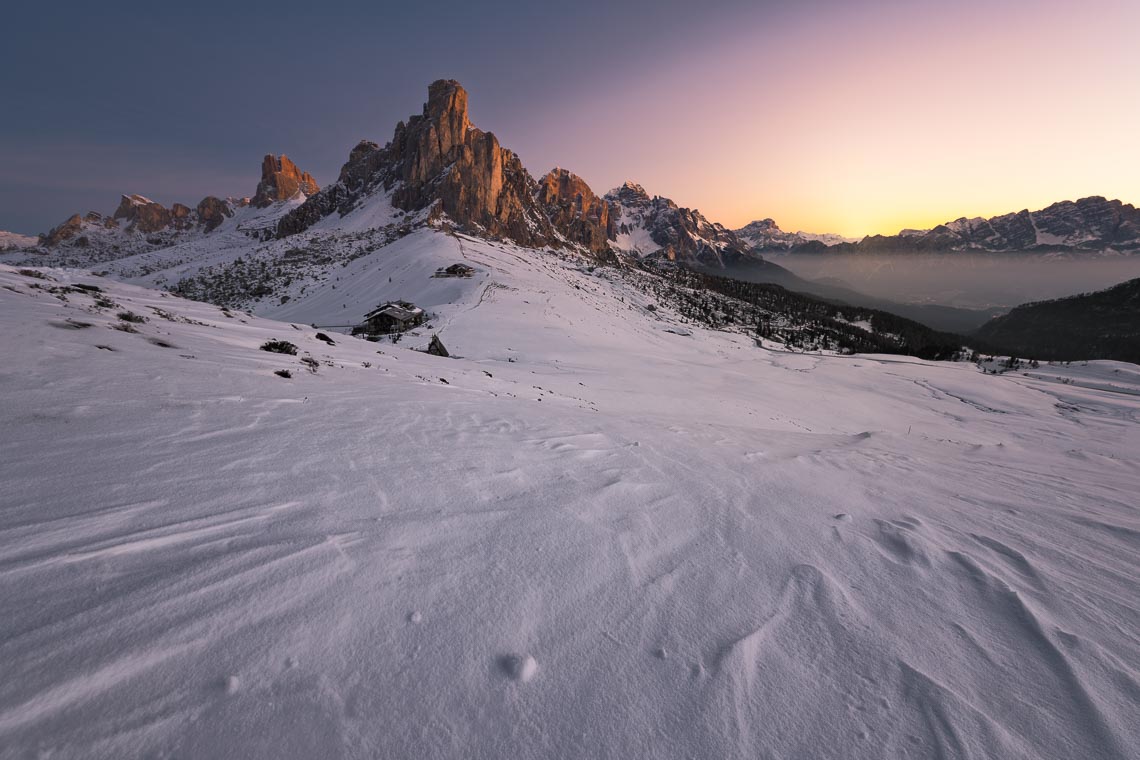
364;301;424;321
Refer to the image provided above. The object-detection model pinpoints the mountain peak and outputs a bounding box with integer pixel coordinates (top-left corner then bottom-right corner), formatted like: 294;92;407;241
425;79;469;125
280;80;573;252
252;154;319;208
605;182;652;208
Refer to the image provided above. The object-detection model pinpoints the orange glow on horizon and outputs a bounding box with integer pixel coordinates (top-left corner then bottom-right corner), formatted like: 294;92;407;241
502;0;1140;238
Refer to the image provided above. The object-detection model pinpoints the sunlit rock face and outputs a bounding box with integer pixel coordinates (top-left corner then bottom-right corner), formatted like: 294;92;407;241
536;168;611;255
42;214;86;246
278;80;614;257
251;155;319;208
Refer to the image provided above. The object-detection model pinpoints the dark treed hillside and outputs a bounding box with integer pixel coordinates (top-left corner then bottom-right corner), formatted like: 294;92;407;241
641;264;971;360
974;278;1140;363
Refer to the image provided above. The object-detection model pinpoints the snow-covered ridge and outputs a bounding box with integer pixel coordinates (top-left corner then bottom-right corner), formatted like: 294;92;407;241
2;250;1138;758
735;218;856;252
0;230;37;251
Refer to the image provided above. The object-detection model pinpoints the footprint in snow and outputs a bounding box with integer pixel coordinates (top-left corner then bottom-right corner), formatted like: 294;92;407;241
498;654;538;682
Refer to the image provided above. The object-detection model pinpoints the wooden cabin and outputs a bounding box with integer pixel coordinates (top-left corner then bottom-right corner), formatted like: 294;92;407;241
352;301;425;336
434;263;475;278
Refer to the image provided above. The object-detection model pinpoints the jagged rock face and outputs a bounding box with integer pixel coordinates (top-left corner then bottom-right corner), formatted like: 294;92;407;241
171;203;193;230
196;196;233;232
847;196;1140;254
114;194;172;234
43;214;85;246
39;194;241;256
605;182;752;267
278;80;573;252
252;155;319;208
536;169;611;255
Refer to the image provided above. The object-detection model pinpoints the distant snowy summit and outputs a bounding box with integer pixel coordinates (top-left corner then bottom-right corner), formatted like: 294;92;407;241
734;218;856;253
860;196;1140;253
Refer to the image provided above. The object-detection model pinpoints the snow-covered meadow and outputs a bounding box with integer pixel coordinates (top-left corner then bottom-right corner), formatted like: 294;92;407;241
1;234;1138;759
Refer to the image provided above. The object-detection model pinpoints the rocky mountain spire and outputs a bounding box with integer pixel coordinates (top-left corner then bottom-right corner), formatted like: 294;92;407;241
278;80;612;257
251;155;319;208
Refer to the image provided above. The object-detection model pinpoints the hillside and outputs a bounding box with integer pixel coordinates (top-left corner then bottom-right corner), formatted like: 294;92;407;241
974;278;1140;362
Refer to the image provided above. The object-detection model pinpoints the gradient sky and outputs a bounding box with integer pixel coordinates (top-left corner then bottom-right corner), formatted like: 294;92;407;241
2;0;1137;237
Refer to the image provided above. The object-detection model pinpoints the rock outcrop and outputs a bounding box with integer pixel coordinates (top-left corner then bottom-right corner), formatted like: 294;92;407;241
251;155;319;208
196;196;233;232
536;168;611;255
113;194;172;233
42;214;86;246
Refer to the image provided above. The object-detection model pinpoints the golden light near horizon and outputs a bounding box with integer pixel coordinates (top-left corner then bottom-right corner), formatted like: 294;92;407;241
513;0;1140;237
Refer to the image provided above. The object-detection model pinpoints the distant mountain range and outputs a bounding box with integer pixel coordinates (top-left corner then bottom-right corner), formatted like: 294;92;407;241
3;78;1136;361
735;219;855;252
745;197;1140;255
6;78;1135;267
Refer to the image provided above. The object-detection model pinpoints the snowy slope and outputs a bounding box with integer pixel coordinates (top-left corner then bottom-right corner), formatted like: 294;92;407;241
1;261;1139;760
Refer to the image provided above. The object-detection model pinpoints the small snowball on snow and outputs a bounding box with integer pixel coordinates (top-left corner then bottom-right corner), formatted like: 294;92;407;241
223;675;241;695
408;611;423;624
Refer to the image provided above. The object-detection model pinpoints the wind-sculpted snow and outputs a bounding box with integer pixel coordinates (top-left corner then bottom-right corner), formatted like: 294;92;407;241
1;259;1138;759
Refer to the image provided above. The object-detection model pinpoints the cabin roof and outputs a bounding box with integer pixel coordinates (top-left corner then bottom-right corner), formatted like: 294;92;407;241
364;301;424;321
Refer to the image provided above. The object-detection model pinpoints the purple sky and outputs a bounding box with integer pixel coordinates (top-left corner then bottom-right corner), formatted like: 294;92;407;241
2;0;1136;236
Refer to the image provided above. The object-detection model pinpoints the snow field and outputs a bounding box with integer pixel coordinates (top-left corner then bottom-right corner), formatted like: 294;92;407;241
0;245;1138;759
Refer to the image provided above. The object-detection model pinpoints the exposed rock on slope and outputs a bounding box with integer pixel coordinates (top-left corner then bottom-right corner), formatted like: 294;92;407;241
251;155;319;208
114;194;172;233
605;181;754;267
279;80;561;250
196;196;234;232
536;168;611;255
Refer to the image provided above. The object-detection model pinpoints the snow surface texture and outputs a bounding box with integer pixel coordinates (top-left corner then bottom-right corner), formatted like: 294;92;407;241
1;240;1139;758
